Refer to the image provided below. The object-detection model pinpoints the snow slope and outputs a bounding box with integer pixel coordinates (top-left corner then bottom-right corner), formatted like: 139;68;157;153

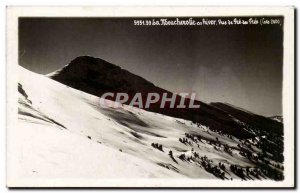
11;66;283;183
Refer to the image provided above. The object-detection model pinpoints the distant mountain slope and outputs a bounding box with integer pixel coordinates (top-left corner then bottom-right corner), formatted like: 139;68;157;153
211;103;283;136
48;56;256;139
211;102;284;162
269;115;283;123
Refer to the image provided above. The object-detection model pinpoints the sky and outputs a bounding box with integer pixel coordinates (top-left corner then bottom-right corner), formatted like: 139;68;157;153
19;17;283;116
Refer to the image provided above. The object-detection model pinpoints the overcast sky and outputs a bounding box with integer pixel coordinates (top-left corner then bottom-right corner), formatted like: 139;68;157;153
19;17;283;116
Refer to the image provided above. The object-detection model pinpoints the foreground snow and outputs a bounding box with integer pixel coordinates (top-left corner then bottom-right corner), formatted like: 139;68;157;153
11;66;282;183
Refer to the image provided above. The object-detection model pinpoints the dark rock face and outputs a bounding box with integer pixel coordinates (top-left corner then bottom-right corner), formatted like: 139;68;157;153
50;56;157;95
49;56;282;139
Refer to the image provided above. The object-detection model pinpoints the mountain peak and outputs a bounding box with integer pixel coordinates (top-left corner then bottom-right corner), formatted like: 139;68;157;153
47;56;121;77
68;56;120;69
48;55;156;94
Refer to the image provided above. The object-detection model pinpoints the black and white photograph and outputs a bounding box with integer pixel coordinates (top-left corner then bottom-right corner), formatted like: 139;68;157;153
6;7;295;188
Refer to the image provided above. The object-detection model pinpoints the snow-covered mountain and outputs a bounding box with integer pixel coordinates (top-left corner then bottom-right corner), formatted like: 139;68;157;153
269;115;283;123
15;58;284;181
48;56;255;139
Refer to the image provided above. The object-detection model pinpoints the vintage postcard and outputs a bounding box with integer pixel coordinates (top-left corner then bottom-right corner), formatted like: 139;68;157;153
6;6;295;188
